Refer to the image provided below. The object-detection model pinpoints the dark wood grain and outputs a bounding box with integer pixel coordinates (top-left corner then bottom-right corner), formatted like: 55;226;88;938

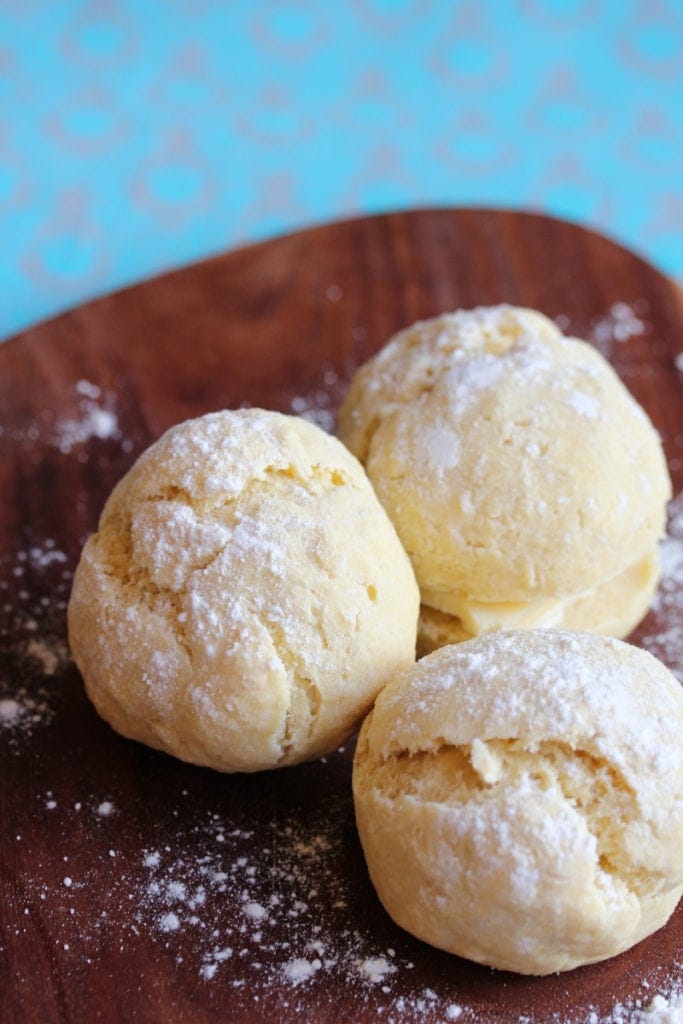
1;209;682;1024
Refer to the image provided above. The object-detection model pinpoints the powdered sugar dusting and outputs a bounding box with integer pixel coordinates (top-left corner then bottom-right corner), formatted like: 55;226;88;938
0;629;71;738
52;381;122;454
1;531;75;743
244;900;267;922
591;301;648;357
611;984;683;1024
55;406;119;454
25;637;65;676
158;912;180;933
102;797;466;1019
356;955;398;983
641;492;683;681
289;362;350;433
0;685;57;736
423;426;460;473
283;957;322;983
0;698;21;723
1;378;134;460
8;754;675;1024
27;543;68;570
566;391;601;418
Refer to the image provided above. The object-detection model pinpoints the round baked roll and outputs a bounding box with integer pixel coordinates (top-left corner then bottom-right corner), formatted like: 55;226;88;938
337;306;671;654
68;409;419;772
353;630;683;975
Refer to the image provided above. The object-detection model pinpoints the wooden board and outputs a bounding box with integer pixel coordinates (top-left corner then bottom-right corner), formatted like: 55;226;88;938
1;208;682;1024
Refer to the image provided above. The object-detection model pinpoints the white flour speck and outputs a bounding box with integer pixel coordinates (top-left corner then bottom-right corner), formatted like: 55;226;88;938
282;957;322;983
0;698;20;723
54;407;119;454
244;901;267;922
566;392;600;418
590;301;647;356
26;637;63;676
356;956;397;983
50;380;125;454
159;912;180;933
75;380;101;399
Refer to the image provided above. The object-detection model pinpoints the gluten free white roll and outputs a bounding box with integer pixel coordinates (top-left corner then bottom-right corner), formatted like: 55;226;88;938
338;306;671;653
353;630;683;975
68;409;419;772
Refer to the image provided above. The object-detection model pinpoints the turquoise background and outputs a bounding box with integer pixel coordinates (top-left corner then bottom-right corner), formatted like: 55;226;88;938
1;0;682;340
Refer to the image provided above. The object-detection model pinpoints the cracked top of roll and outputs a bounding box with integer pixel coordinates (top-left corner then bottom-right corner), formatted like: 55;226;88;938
67;408;419;773
338;305;671;603
353;630;683;974
360;631;682;821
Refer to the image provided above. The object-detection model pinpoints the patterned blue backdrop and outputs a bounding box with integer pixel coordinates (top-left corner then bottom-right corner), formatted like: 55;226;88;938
1;0;682;340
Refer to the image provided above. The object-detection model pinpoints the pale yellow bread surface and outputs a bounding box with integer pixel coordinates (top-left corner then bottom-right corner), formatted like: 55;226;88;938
417;549;661;656
68;409;419;773
338;306;671;636
353;630;683;975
